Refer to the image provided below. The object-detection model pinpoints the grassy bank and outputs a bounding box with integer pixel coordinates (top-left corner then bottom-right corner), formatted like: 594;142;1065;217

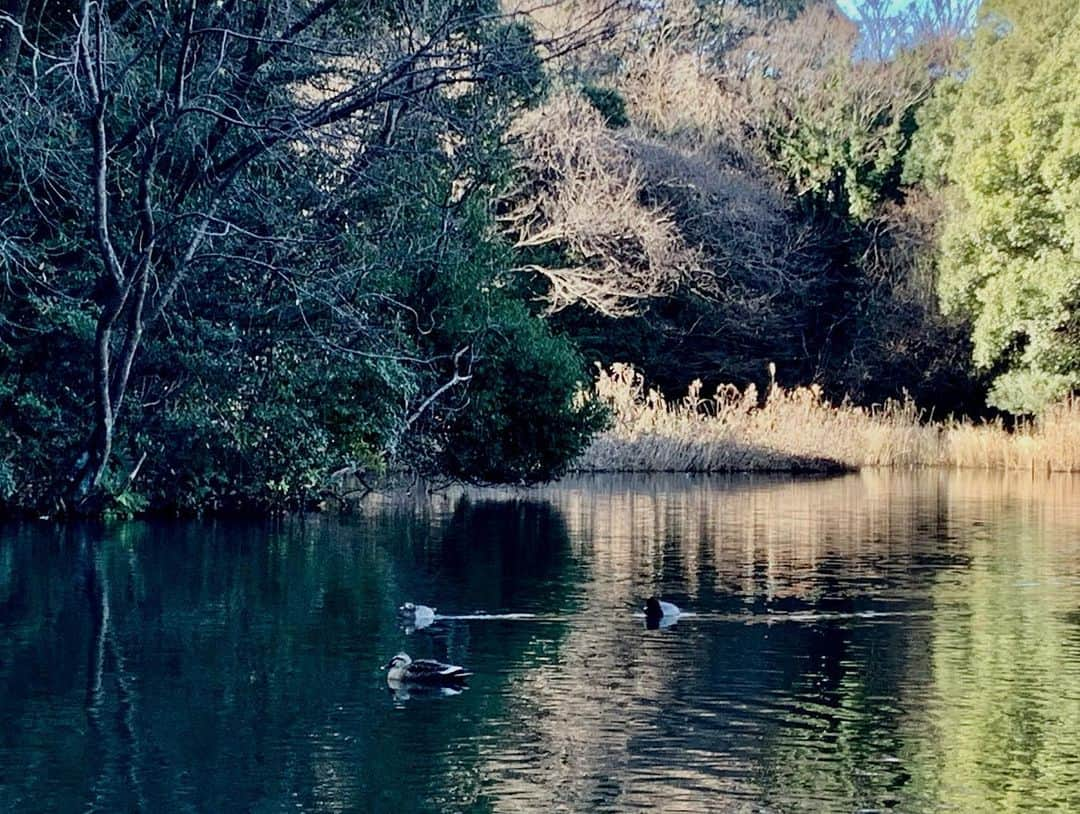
576;365;1080;473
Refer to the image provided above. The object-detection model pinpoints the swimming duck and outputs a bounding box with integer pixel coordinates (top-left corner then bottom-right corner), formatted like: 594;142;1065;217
384;653;472;686
644;596;681;629
398;602;436;632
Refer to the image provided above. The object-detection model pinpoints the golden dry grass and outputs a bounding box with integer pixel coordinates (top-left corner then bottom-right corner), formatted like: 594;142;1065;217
576;364;1080;473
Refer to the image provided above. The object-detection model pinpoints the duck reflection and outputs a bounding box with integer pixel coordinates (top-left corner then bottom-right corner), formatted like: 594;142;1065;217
386;682;467;704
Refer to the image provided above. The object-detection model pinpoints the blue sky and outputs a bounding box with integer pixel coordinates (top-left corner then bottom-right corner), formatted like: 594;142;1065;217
836;0;919;17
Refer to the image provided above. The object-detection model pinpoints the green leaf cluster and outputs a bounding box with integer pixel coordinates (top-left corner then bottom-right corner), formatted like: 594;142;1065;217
932;0;1080;413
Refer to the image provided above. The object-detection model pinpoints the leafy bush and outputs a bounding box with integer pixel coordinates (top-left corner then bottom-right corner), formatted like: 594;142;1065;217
438;306;608;483
581;85;629;128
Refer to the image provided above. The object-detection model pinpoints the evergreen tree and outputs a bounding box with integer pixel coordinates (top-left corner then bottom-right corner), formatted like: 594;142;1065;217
933;0;1080;412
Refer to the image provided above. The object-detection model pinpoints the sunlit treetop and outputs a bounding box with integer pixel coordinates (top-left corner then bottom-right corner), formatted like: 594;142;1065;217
934;0;1080;412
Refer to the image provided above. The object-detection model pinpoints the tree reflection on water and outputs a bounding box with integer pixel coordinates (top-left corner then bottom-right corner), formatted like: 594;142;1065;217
2;471;1080;812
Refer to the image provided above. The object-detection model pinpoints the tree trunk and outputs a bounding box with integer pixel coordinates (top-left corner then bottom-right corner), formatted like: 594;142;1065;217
0;0;29;74
69;289;127;509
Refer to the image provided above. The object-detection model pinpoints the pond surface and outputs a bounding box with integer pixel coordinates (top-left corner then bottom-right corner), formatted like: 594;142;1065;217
3;471;1080;812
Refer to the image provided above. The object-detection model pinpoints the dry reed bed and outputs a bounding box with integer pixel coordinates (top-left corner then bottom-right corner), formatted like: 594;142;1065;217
577;364;1080;473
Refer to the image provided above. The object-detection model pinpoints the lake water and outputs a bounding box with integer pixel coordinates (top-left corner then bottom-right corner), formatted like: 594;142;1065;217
3;471;1080;812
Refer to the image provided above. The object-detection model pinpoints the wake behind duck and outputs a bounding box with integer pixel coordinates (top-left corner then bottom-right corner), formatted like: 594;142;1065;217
398;601;538;633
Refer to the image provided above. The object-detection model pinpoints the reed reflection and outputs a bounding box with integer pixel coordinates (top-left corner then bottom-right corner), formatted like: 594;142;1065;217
464;471;1080;811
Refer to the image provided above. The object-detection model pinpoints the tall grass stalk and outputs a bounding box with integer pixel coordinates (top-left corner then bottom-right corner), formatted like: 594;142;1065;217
577;364;1080;473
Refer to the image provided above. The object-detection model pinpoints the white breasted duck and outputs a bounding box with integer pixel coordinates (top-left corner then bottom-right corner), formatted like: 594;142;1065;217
384;653;472;686
398;602;437;632
644;596;681;629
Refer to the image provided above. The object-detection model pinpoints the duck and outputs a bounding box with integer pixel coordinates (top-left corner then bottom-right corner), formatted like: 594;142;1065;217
384;652;472;686
644;596;681;629
398;602;436;632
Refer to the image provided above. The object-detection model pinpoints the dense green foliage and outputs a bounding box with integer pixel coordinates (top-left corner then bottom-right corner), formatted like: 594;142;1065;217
0;1;599;515
580;85;630;128
925;0;1080;413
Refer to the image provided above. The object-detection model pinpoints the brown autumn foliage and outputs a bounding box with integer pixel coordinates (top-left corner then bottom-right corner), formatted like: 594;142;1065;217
503;0;983;411
501;91;700;317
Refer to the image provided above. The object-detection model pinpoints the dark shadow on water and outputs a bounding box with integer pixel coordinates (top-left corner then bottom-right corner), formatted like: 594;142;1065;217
435;498;575;609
